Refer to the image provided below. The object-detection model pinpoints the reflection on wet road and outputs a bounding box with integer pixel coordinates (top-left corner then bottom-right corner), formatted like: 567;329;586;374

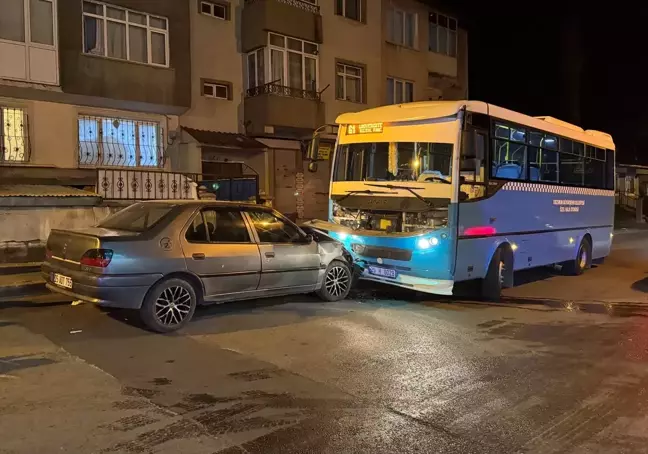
5;282;648;453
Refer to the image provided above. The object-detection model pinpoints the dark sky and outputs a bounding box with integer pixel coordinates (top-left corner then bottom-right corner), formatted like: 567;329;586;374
436;2;647;164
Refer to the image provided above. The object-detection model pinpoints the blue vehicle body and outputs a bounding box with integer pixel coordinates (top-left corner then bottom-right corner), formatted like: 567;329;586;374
307;101;615;296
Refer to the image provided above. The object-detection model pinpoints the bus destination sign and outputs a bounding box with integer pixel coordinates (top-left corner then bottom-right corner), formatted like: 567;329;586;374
347;123;383;135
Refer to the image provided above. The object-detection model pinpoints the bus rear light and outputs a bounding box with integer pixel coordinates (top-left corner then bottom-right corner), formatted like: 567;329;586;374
463;226;497;237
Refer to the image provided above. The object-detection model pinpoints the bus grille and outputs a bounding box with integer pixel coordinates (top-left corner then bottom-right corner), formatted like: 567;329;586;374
351;244;412;261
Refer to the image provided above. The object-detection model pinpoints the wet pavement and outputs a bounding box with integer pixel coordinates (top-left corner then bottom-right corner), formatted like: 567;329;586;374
3;231;648;453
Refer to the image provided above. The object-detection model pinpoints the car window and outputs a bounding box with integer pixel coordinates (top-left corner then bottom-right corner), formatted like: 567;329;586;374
202;209;250;243
247;211;302;243
185;209;250;243
98;203;175;232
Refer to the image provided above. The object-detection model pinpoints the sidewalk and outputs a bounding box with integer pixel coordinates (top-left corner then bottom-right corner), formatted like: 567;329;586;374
0;321;234;453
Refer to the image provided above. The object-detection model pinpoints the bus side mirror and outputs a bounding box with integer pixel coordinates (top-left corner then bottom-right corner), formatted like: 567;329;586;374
308;161;318;172
461;130;485;160
307;134;320;162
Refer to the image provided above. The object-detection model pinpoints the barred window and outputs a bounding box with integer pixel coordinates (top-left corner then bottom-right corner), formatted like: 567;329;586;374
0;107;30;163
78;115;163;168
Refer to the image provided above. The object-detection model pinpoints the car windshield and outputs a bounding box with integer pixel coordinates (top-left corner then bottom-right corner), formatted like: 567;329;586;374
98;203;175;232
333;142;453;182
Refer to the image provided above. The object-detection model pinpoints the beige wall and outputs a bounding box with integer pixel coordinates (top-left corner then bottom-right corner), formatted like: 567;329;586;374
319;1;384;124
1;97;173;170
180;0;243;133
381;0;468;103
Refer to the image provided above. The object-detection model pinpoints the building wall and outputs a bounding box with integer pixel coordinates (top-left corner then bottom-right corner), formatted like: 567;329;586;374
57;0;192;111
180;0;243;132
319;0;383;125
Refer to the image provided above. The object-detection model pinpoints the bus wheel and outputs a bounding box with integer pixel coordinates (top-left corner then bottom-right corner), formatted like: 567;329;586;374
482;248;506;302
563;238;592;276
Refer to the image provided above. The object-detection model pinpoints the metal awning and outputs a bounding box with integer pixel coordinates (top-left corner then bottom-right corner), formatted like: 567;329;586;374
182;127;266;151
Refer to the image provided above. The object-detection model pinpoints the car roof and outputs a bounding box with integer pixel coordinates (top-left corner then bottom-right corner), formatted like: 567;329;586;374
135;200;271;210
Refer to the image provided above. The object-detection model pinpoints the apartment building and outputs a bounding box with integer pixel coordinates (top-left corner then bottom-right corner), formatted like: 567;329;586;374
176;0;467;220
0;0;191;255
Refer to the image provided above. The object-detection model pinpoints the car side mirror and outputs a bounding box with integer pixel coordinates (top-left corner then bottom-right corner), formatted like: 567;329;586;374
308;161;318;172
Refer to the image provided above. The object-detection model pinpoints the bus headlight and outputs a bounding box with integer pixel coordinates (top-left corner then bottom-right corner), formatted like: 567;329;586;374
417;237;439;249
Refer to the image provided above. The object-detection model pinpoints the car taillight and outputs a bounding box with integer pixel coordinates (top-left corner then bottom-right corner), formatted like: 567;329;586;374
80;249;113;268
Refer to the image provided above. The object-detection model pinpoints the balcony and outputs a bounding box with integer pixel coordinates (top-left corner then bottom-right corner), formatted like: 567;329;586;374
244;82;324;136
242;0;322;53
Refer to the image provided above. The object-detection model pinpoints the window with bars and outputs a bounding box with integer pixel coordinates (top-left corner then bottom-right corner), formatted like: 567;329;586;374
0;107;30;163
82;0;169;67
429;12;457;57
78;115;163;168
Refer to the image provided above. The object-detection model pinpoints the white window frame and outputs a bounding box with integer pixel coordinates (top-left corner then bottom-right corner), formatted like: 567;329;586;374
0;0;59;84
200;1;227;20
336;0;361;21
388;7;417;49
336;63;363;103
82;0;170;68
203;82;229;100
77;114;163;168
428;12;457;57
246;33;319;93
387;77;414;105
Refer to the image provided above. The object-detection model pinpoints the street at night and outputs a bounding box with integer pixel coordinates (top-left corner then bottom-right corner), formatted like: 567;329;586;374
3;230;648;453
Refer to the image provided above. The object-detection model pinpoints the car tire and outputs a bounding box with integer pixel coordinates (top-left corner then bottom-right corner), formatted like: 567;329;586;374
317;260;352;302
481;248;505;302
140;278;197;333
562;238;591;276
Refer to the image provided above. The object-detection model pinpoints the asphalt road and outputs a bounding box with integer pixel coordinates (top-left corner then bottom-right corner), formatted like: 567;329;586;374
3;231;648;453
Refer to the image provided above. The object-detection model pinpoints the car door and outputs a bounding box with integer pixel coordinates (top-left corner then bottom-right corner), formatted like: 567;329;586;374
181;207;261;298
245;209;321;292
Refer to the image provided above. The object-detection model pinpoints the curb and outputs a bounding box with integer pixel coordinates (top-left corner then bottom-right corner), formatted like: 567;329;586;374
0;262;42;276
0;281;48;301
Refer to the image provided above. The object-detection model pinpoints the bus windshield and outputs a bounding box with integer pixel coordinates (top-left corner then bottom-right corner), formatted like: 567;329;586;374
333;142;453;182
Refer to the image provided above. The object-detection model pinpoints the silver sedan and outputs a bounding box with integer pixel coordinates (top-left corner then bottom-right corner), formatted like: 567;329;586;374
42;201;353;332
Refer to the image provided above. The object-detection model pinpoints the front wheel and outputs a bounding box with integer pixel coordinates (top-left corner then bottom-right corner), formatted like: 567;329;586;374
317;260;352;302
140;278;197;333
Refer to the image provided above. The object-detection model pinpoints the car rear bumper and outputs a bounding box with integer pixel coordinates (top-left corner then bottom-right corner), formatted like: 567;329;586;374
42;262;162;309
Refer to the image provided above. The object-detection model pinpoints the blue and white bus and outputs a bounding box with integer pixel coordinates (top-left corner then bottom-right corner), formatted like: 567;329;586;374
305;101;615;300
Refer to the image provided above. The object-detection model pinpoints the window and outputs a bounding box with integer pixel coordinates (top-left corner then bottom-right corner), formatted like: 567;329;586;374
200;1;227;20
98;203;174;232
0;107;29;163
247;211;303;243
1;0;55;44
203;81;229;100
82;1;169;67
388;8;417;48
336;63;363;103
429;12;457;57
246;34;319;93
78;115;162;167
386;77;413;104
185;209;250;243
335;0;361;21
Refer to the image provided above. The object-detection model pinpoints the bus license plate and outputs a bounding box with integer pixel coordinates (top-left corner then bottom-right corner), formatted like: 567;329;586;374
53;273;73;289
368;266;397;279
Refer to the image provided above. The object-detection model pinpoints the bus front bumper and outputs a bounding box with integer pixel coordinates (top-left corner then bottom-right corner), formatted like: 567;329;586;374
356;262;454;295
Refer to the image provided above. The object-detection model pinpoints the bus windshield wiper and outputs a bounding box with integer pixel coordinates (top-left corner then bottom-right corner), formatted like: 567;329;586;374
364;184;434;208
337;189;393;203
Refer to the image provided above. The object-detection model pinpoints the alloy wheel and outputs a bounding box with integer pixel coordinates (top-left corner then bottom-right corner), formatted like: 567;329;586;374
325;265;350;298
155;286;192;327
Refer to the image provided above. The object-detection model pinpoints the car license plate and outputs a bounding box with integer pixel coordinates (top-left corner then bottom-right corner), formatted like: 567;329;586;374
368;266;397;279
53;273;73;289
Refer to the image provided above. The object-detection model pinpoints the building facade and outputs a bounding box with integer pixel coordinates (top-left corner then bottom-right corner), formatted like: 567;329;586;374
178;0;468;220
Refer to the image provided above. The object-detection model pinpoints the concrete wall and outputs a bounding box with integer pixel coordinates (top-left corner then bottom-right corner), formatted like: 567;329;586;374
180;0;243;133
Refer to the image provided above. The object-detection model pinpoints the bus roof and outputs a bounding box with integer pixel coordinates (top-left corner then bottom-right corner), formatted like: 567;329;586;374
335;100;615;151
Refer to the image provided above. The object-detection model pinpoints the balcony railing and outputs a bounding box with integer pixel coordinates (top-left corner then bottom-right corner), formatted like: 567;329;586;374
78;115;166;168
244;0;320;14
246;82;321;101
0;107;31;164
97;169;195;200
